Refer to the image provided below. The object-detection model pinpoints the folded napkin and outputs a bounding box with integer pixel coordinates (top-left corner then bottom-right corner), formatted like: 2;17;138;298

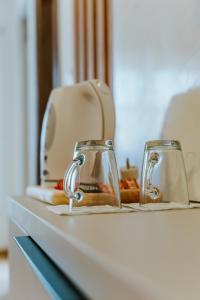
26;186;68;205
124;202;200;211
46;204;133;216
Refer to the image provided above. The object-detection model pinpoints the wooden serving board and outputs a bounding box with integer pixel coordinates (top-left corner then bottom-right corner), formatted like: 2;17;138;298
26;186;140;205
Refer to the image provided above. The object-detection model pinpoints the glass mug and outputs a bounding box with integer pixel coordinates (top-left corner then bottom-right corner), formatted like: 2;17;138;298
140;140;189;205
64;140;121;211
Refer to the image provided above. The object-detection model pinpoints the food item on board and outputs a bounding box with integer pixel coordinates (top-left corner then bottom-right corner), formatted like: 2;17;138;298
120;178;139;189
120;178;139;203
54;178;140;203
54;179;64;190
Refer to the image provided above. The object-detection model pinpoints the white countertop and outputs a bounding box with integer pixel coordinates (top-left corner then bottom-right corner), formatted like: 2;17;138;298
8;196;200;300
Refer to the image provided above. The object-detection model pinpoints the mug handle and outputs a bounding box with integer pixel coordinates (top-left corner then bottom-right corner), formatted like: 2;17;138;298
145;152;161;201
64;154;85;210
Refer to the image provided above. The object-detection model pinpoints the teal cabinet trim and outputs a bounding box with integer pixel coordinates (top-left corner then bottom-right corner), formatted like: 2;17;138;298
14;236;87;300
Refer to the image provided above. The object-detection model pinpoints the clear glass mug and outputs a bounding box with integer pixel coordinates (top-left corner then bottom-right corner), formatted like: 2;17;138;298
140;140;189;205
64;140;121;211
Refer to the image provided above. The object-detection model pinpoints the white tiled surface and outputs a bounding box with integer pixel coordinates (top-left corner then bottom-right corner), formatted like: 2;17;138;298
0;260;9;299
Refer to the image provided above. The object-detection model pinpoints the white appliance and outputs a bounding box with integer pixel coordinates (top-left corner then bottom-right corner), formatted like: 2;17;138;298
161;88;200;202
40;79;115;187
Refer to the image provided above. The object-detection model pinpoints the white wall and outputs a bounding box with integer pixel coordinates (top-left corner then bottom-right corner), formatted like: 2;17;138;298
26;0;38;185
113;0;200;173
0;0;29;248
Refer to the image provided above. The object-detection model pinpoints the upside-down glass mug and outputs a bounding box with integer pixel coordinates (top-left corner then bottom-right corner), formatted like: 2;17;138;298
140;140;189;205
64;140;121;211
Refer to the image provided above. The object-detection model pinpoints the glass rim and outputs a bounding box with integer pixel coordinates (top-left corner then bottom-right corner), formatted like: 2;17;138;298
145;140;181;150
75;139;113;150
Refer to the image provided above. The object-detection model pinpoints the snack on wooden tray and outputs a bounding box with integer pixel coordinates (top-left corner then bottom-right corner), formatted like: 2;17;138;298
120;178;140;203
54;178;140;204
54;179;64;190
120;178;139;189
54;180;118;206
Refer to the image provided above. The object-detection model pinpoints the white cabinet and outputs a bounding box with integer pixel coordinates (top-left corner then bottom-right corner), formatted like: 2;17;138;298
9;221;50;300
